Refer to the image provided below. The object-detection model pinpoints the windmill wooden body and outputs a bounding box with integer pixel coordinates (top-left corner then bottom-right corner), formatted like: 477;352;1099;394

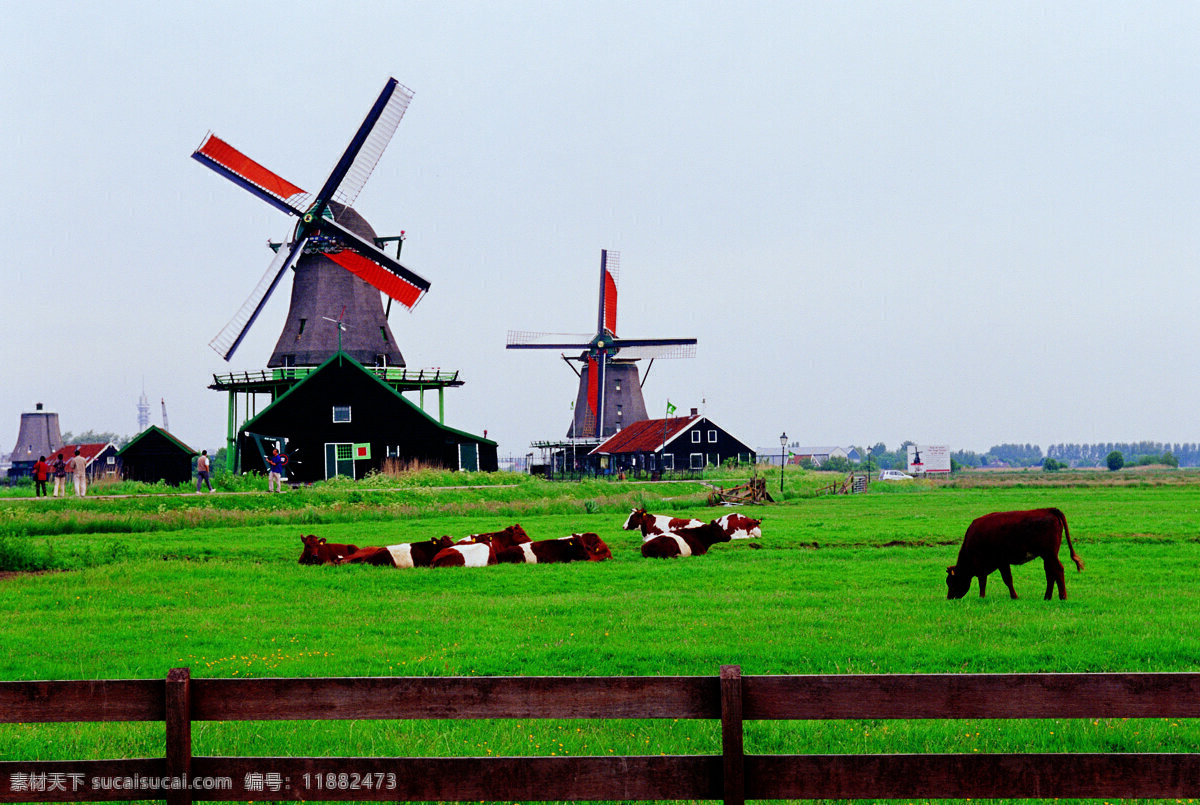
507;250;697;440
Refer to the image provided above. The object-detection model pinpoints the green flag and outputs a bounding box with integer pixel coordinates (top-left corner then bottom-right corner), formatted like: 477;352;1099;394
666;401;677;417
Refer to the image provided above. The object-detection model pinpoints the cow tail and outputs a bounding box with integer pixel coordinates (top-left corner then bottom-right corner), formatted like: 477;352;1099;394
1054;507;1084;572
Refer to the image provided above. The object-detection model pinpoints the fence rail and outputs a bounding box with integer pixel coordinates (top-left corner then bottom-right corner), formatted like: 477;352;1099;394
2;666;1199;803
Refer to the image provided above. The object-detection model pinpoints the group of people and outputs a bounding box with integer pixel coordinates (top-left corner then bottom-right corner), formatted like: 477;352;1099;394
29;449;89;497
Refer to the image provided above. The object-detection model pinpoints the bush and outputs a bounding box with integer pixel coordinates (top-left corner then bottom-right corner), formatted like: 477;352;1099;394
1106;451;1125;471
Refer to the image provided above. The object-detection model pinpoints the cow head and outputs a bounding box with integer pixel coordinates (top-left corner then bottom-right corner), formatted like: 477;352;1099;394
623;508;648;530
946;565;971;599
573;532;613;561
298;535;327;565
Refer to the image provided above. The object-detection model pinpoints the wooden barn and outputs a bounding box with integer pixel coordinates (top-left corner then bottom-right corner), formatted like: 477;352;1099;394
118;426;198;486
590;408;755;474
234;352;496;482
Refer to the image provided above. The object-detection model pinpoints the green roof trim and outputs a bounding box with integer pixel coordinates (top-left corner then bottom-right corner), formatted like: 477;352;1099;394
238;351;496;447
118;425;199;457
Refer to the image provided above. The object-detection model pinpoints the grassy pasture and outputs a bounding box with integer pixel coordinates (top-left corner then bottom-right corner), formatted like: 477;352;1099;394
2;471;1200;804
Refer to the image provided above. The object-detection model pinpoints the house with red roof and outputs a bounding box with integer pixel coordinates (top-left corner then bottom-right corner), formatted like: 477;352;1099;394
589;408;755;475
49;442;122;482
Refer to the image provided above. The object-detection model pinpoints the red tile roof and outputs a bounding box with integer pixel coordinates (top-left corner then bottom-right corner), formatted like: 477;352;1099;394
591;415;699;455
50;443;114;465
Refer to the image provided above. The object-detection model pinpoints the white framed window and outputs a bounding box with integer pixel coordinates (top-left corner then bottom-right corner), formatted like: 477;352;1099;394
690;453;705;469
106;456;116;465
691;430;701;443
708;429;717;443
332;405;352;423
661;453;674;470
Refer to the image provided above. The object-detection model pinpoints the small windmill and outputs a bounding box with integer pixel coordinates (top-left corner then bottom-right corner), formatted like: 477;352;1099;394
507;250;697;439
192;77;429;365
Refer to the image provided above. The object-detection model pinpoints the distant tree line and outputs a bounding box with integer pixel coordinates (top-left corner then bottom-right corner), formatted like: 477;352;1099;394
862;441;1190;472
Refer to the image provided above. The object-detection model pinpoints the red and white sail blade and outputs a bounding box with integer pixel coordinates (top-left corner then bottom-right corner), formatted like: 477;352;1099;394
191;134;311;216
598;249;619;336
320;217;430;309
209;236;309;361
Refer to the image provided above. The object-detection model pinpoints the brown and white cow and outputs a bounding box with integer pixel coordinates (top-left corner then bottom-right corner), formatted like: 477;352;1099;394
432;541;497;567
338;536;455;568
623;508;705;542
497;533;613;564
298;535;359;565
946;508;1084;600
641;523;732;559
711;512;762;540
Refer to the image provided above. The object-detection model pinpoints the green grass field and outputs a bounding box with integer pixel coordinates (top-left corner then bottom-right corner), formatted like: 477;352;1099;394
2;468;1199;804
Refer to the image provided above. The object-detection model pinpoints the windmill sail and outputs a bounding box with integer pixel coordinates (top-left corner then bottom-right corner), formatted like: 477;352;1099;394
209;236;309;360
326;79;414;209
192;134;311;216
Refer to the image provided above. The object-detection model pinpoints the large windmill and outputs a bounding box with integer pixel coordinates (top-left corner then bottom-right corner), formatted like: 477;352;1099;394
507;250;697;439
192;77;429;366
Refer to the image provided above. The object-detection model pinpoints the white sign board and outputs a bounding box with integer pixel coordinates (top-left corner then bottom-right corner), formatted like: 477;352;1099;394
907;444;951;474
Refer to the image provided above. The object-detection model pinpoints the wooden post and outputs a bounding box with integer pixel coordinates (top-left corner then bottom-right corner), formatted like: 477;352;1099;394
720;664;745;805
165;667;192;805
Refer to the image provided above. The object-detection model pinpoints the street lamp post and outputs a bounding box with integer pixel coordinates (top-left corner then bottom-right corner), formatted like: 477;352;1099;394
779;432;788;494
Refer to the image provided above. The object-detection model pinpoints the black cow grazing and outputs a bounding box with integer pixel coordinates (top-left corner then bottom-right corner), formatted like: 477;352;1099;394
641;523;732;559
946;508;1084;600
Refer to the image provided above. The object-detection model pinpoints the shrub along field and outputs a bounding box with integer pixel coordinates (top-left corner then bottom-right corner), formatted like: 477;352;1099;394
2;467;1199;804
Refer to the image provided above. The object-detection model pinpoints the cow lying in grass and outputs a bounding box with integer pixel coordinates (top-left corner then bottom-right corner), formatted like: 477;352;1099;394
641;523;732;559
298;535;359;565
432;524;533;568
497;533;613;564
946;508;1084;600
711;512;762;540
623;508;705;542
338;536;455;568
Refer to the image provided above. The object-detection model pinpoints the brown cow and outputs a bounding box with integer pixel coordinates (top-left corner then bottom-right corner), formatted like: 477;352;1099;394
497;533;613;564
641;522;732;559
946;508;1084;600
455;524;532;550
337;536;454;568
298;535;359;565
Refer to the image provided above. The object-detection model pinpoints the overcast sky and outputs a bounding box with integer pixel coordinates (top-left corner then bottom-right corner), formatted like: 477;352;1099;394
3;1;1197;460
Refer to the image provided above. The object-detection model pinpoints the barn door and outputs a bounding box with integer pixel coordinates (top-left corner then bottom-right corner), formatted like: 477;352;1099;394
459;443;478;472
325;443;355;480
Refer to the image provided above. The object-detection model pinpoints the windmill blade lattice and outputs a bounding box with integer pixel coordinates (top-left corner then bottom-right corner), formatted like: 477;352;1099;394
209;236;309;361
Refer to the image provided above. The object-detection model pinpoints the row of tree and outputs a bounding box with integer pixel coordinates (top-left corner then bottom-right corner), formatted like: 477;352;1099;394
863;441;1192;471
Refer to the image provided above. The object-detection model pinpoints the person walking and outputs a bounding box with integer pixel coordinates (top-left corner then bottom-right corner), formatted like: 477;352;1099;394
267;448;287;493
69;448;88;497
32;456;49;497
51;453;67;497
196;449;213;493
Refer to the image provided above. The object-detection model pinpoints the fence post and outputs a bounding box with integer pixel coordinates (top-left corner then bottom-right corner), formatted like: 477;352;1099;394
720;664;745;805
165;667;193;805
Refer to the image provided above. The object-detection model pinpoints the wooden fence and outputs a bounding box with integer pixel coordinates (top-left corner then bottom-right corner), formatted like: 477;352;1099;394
2;666;1200;803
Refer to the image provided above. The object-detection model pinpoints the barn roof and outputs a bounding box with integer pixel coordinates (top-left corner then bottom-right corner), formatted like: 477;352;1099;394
54;442;117;464
118;426;198;457
590;414;700;455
